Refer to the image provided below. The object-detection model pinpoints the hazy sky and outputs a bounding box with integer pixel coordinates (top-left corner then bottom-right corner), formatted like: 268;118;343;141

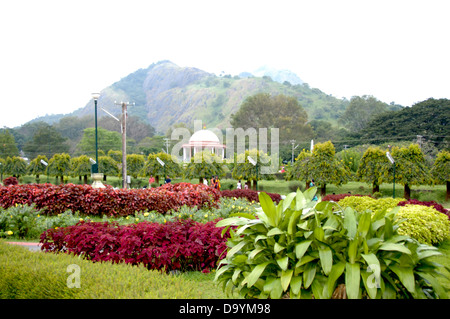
1;0;449;128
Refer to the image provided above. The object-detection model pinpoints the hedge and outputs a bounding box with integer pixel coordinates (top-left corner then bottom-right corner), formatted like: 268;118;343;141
0;182;220;216
40;219;229;273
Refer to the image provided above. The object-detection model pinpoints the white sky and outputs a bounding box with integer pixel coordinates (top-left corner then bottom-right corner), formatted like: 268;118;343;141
0;0;449;128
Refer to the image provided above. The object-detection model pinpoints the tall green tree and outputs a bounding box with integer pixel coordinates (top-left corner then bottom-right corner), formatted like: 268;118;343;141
388;144;431;199
430;150;450;200
286;149;312;189
23;123;69;159
339;95;390;132
77;127;122;155
47;153;71;184
290;141;350;196
356;147;389;193
0;129;19;159
230;93;313;158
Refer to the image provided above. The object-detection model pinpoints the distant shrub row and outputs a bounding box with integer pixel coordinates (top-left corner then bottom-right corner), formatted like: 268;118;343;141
0;183;220;216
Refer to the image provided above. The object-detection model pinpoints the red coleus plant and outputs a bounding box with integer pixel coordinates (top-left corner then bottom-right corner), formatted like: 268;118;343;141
40;219;229;272
0;182;220;216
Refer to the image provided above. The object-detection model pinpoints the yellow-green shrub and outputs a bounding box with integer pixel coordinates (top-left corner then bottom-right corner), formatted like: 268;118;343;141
396;205;450;245
337;196;404;213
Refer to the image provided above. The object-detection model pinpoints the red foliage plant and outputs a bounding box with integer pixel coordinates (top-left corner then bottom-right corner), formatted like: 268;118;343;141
0;182;220;216
40;219;229;272
220;189;282;204
2;176;18;186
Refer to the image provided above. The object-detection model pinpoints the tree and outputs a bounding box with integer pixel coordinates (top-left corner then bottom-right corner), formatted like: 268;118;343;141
230;93;313;158
431;150;450;200
23;123;69;159
358;98;450;150
286;149;312;189
339;95;390;132
76;127;122;155
356;147;389;193
27;155;49;183
231;149;272;190
98;156;119;181
141;152;183;185
290;141;350;196
126;154;146;179
47;153;71;184
0;129;19;159
4;156;27;178
184;151;224;184
70;155;91;184
388;144;431;199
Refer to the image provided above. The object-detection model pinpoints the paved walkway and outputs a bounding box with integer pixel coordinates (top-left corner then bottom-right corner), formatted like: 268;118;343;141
6;241;42;251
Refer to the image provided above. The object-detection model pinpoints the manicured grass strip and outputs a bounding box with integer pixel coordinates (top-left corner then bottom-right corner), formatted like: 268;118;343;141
0;241;228;299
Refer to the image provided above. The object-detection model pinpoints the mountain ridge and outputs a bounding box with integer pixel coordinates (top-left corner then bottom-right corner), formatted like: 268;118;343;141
27;60;349;134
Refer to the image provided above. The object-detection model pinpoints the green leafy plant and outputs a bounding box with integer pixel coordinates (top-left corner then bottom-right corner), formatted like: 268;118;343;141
0;204;41;239
215;187;448;299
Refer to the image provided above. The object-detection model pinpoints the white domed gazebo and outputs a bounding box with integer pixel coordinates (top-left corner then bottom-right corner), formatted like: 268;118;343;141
182;129;226;162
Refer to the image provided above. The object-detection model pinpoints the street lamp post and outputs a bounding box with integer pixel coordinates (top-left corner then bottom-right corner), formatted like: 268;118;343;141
91;93;105;189
91;93;100;174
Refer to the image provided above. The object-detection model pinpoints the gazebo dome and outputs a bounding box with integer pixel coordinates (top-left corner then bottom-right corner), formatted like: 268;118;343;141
189;129;220;143
182;129;226;162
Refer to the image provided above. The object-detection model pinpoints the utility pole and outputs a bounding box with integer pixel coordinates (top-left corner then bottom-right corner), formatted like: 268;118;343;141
163;137;170;154
115;101;134;188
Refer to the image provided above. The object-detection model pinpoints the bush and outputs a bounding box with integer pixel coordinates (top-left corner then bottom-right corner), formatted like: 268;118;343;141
221;188;282;204
337;196;404;214
215;188;448;299
2;176;18;186
0;241;225;299
0;204;40;239
0;182;220;216
40;219;229;273
396;205;450;245
397;199;450;219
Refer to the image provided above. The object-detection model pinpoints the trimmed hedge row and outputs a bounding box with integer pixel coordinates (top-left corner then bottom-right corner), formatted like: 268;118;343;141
0;183;220;216
40;219;229;272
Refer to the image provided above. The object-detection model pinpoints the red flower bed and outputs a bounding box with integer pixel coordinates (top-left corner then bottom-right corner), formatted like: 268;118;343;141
0;182;220;216
397;199;450;219
40;219;229;272
220;189;282;203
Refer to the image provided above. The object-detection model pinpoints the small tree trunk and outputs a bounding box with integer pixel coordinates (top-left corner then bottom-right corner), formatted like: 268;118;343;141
372;183;380;194
83;175;88;184
321;184;326;196
404;184;411;200
253;179;258;191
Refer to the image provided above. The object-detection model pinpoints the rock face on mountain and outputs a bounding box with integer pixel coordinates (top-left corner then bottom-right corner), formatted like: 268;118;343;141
61;60;348;134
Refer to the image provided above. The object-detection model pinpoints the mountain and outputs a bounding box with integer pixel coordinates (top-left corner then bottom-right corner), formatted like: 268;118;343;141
36;60;349;134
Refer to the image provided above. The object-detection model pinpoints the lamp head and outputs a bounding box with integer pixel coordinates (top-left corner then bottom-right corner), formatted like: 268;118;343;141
91;93;100;101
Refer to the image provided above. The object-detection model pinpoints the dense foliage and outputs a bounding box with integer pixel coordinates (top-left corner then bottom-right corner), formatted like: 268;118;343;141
40;218;229;273
215;188;448;299
221;188;282;204
0;183;220;216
